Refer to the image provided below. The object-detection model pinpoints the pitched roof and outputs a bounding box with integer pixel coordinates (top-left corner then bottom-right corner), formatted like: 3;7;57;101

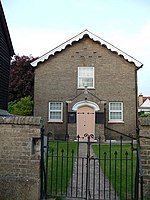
140;99;150;108
0;1;14;56
31;29;143;68
143;96;150;102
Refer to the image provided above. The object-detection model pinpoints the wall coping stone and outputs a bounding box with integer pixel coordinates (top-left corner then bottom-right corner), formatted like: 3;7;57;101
139;117;150;126
0;116;43;126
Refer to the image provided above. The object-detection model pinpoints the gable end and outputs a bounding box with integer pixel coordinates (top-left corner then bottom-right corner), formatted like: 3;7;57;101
31;30;143;68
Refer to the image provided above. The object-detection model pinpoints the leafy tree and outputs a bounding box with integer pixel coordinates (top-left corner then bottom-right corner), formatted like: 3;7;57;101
9;55;37;101
8;96;33;116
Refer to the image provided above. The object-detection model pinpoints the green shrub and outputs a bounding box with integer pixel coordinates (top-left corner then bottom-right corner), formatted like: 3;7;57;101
138;111;150;117
8;96;33;116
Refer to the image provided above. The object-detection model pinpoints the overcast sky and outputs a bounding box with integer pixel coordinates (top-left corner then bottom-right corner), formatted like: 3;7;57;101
2;0;150;95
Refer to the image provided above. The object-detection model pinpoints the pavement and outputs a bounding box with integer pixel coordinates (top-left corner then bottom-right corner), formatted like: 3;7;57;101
65;143;119;200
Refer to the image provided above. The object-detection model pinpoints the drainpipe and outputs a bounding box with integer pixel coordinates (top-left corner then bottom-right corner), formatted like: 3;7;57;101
65;101;69;139
135;64;143;199
135;64;143;132
65;101;72;139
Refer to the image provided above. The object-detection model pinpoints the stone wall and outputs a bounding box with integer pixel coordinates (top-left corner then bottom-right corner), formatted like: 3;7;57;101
139;117;150;199
0;116;42;200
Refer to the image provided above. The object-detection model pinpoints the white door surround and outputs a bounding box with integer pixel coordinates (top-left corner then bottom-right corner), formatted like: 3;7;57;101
72;101;100;140
72;100;100;111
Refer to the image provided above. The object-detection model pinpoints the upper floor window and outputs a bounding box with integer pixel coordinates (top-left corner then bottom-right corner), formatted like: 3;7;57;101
78;67;94;88
48;102;63;122
109;102;123;122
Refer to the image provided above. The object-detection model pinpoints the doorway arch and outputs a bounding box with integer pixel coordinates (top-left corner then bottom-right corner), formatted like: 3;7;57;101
72;100;100;111
72;101;100;140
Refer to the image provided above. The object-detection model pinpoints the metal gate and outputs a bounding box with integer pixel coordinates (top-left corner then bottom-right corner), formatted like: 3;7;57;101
40;128;143;200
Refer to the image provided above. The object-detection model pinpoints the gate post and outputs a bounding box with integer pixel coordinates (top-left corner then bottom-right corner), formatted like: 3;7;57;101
40;125;45;200
85;134;93;200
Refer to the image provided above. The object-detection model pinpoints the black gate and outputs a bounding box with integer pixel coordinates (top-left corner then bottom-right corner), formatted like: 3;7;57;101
40;129;143;200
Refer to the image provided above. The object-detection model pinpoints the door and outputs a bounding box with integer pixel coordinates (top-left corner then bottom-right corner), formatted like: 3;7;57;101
77;106;95;140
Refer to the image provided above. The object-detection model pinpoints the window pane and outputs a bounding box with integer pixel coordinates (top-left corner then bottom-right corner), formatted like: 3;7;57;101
110;102;121;110
84;78;93;87
50;102;61;110
109;102;123;121
79;68;85;76
79;77;93;87
49;102;63;121
78;67;94;88
50;112;61;119
110;112;122;120
86;67;93;76
79;67;93;77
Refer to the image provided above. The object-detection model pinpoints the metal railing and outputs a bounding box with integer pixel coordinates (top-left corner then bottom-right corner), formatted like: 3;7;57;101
40;127;144;200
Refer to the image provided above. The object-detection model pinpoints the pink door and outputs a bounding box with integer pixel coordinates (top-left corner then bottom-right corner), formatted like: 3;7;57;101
77;106;95;140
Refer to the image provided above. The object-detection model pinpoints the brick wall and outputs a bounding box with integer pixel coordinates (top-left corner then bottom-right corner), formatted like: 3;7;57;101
139;117;150;198
0;116;42;200
34;36;137;138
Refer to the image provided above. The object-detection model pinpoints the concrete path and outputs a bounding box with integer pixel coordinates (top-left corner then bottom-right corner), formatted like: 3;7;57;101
66;143;119;200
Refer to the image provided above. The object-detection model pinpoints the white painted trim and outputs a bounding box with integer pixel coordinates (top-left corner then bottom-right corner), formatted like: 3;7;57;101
48;102;63;122
72;100;100;111
108;121;124;124
31;30;143;68
78;66;95;89
109;102;123;122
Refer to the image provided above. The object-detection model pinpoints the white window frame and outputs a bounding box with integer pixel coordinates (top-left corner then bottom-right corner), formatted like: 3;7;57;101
48;102;63;122
78;67;94;89
109;102;124;123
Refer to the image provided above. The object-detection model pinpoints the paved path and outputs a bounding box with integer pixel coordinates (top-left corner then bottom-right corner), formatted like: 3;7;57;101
66;143;119;200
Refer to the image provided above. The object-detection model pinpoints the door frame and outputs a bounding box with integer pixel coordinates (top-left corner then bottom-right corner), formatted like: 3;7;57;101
72;101;100;139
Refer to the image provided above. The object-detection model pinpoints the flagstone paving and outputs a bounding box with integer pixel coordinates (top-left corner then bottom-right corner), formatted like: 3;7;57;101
65;143;119;200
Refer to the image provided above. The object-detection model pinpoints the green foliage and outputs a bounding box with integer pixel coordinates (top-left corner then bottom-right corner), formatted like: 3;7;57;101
4;198;12;200
138;111;150;117
8;96;33;116
9;55;37;101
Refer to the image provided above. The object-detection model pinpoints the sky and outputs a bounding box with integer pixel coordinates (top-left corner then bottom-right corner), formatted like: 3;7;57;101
2;0;150;95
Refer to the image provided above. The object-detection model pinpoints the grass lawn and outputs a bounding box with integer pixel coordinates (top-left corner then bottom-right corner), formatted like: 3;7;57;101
45;141;146;200
45;141;77;196
92;143;137;200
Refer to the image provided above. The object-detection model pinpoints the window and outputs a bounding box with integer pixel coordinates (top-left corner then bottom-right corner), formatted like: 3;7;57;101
78;67;94;88
109;102;123;122
48;102;63;122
